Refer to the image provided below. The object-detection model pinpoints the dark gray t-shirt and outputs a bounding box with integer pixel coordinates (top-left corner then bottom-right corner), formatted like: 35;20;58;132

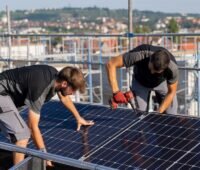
123;44;178;88
0;65;58;114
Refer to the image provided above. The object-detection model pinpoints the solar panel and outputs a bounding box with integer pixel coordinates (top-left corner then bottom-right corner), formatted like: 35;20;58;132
25;101;142;160
85;113;200;169
1;101;200;169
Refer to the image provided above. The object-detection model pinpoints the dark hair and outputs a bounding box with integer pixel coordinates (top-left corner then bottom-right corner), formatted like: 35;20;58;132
57;66;86;93
150;50;170;71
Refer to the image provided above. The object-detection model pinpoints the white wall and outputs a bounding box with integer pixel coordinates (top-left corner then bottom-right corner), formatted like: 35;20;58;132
0;44;46;59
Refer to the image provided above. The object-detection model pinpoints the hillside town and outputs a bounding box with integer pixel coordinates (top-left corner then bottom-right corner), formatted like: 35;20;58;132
0;7;199;62
0;8;200;34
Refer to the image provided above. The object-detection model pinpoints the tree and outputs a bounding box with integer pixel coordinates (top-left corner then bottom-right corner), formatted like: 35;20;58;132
167;18;179;33
134;25;151;33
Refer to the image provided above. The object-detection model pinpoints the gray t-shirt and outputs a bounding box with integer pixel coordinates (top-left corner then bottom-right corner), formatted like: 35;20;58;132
123;44;178;88
0;65;58;114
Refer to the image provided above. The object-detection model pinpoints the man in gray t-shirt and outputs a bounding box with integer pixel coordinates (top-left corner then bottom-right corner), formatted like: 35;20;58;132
0;65;94;166
106;44;178;114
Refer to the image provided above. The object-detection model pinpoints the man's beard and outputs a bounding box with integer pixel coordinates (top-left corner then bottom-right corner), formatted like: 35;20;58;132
55;88;67;96
60;89;67;96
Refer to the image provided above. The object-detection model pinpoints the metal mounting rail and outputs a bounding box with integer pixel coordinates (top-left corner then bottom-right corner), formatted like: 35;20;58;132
0;142;116;170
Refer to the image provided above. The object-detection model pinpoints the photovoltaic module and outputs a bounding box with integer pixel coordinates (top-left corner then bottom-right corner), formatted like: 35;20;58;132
1;101;200;169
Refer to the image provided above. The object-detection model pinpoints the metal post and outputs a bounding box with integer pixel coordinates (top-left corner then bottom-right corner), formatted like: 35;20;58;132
128;0;133;49
6;5;12;68
74;41;80;102
198;43;200;116
99;37;103;104
9;156;46;170
49;37;51;54
27;38;30;66
74;41;77;66
119;37;123;90
128;0;133;90
88;38;93;103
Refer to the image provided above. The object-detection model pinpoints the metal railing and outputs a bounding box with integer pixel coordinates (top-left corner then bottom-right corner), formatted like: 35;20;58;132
0;33;200;116
0;142;116;170
1;32;200;170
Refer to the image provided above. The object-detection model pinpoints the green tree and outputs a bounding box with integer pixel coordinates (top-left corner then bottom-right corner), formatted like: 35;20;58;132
134;25;151;33
167;18;179;33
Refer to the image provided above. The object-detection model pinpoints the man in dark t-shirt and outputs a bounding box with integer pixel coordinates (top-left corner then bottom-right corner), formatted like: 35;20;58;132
0;65;94;165
106;44;178;114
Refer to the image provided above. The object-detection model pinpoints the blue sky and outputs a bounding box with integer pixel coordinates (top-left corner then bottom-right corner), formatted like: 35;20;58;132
0;0;200;14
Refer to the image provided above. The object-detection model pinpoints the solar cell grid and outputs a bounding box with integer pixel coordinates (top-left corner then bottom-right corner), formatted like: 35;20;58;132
83;113;200;169
1;101;200;170
27;101;142;160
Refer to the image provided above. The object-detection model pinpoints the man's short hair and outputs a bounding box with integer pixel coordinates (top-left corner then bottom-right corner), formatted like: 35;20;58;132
57;66;86;93
150;50;170;71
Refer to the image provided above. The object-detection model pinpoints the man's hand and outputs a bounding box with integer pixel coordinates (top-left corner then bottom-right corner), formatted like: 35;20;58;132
113;91;128;104
58;94;94;131
46;160;54;167
77;117;94;131
158;81;178;114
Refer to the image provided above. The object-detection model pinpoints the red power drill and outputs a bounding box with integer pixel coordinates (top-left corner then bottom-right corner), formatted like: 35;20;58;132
109;90;137;109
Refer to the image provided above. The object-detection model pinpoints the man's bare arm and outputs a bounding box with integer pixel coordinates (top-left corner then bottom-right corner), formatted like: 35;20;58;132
106;55;124;93
28;109;45;149
58;92;94;131
28;109;53;166
158;81;178;113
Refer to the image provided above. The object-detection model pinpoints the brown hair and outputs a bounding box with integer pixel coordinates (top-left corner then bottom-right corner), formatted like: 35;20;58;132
57;66;86;93
150;50;170;71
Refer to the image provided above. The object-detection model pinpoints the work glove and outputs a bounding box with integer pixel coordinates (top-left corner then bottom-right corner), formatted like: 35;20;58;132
113;91;128;104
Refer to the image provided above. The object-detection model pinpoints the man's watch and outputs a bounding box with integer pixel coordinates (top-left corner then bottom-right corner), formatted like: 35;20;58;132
40;148;47;153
